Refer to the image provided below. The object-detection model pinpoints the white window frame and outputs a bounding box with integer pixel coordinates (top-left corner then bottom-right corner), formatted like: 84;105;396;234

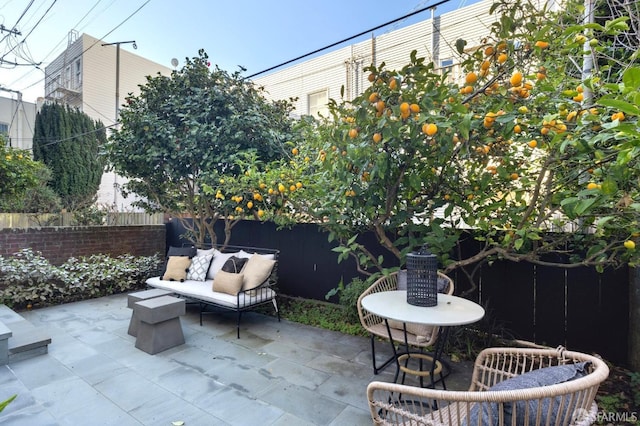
308;90;329;118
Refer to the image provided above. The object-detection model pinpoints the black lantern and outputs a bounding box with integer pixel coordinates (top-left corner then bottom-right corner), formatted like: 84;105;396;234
406;244;438;307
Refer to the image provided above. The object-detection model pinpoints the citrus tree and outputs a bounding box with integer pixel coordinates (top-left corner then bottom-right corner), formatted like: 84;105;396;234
0;140;47;205
107;50;297;245
299;0;639;287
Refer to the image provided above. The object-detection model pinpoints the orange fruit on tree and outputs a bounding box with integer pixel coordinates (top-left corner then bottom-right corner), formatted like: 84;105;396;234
573;93;584;102
510;172;519;180
296;182;303;189
509;72;523;87
514;124;522;134
389;78;398;90
348;128;358;139
534;40;549;49
257;209;265;218
587;182;599;190
399;102;410;114
289;185;296;192
528;139;537;148
291;147;299;155
410;103;420;113
497;53;508;64
484;46;495;56
368;73;376;83
372;133;382;143
465;72;478;84
480;60;491;71
422;123;438;136
368;92;378;103
376;100;385;113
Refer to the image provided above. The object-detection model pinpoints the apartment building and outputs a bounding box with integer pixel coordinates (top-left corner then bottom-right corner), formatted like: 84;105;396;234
253;0;498;117
44;32;172;210
0;94;37;151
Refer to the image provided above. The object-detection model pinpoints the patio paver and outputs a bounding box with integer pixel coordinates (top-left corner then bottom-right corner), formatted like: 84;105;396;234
0;293;472;425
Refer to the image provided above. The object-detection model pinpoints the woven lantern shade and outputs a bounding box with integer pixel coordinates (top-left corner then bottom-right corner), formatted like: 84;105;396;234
406;245;438;307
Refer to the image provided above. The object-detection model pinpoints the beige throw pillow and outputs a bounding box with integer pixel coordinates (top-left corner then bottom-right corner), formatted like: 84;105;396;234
242;254;276;291
162;256;192;282
212;271;245;295
387;319;435;344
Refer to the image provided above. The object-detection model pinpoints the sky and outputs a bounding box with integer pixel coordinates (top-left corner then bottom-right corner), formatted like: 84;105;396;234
0;0;480;103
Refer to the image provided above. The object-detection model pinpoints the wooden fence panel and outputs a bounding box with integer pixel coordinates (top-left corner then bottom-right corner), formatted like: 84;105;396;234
165;220;630;364
480;260;535;342
534;265;567;348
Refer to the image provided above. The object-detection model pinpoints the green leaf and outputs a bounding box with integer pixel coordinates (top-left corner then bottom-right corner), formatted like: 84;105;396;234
455;39;467;55
514;238;524;250
575;197;598;215
597;99;640;116
622;67;640;91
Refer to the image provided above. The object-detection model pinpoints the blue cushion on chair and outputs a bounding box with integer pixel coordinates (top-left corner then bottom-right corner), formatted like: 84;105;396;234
465;362;590;425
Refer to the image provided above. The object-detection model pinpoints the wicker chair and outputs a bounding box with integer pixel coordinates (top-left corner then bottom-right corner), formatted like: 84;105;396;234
357;271;454;375
367;346;609;426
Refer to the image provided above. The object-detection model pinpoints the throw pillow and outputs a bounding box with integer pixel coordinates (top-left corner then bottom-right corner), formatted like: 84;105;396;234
167;246;197;258
464;362;591;426
197;247;215;257
186;254;213;281
212;271;245;295
386;320;435;344
161;246;197;276
241;254;276;291
397;270;407;290
221;256;248;274
162;256;192;282
206;250;237;279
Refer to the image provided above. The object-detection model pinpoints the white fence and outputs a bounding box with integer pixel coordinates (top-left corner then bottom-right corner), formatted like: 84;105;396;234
0;212;165;228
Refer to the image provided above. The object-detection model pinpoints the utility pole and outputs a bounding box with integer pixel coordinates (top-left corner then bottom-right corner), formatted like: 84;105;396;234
101;40;136;207
0;25;21;36
581;0;595;105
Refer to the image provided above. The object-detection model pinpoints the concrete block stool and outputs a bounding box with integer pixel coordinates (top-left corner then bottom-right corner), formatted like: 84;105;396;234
127;289;172;336
134;295;186;355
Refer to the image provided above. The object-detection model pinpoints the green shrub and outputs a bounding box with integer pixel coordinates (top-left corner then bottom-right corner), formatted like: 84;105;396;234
326;277;371;324
0;248;162;309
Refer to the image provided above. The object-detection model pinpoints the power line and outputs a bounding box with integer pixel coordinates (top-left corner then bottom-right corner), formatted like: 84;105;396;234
247;0;451;78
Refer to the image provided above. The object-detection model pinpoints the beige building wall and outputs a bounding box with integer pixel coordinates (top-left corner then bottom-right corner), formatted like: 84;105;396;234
0;95;37;151
254;0;502;116
45;33;172;211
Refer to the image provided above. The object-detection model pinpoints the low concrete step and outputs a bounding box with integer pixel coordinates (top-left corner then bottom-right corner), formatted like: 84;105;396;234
0;305;51;364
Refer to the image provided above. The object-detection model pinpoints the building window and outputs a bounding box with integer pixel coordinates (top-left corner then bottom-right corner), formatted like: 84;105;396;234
308;90;328;118
0;123;8;136
439;58;459;83
75;59;82;89
65;66;71;88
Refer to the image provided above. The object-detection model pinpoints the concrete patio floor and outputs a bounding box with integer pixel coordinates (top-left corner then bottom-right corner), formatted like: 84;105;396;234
0;294;473;425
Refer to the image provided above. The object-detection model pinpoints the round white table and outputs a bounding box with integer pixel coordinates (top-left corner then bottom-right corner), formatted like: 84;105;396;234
361;291;485;387
361;292;485;327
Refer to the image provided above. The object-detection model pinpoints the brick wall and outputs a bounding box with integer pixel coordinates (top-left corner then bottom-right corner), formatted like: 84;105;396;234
0;226;166;264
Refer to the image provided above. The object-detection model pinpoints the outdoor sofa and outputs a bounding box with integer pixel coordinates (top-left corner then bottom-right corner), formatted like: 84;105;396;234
145;245;280;338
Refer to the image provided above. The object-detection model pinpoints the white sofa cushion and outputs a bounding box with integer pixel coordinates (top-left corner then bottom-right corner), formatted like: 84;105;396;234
146;276;276;308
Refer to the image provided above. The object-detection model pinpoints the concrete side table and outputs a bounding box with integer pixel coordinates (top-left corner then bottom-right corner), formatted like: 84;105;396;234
134;295;186;355
127;289;172;336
